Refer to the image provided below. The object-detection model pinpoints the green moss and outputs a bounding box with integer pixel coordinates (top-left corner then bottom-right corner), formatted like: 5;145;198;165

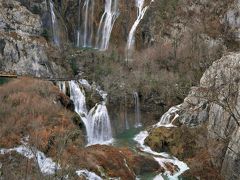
41;29;50;40
0;78;10;85
69;57;79;75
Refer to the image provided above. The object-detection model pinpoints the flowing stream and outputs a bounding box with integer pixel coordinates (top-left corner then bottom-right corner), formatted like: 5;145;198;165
58;81;188;179
113;104;189;179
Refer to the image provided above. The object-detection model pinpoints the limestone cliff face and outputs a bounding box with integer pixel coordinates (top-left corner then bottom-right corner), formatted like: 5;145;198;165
1;0;240;77
0;0;67;77
176;53;240;179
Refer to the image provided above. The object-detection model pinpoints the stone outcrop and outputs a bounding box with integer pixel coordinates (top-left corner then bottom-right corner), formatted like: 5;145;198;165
146;52;240;179
62;145;160;180
0;0;67;77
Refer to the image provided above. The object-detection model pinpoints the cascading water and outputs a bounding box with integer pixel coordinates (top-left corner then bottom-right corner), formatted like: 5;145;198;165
76;0;119;50
124;95;129;129
133;104;189;179
83;0;95;47
68;80;89;128
155;105;181;127
133;92;142;127
126;0;149;60
88;103;113;145
96;0;119;51
57;81;66;94
68;80;113;145
76;0;82;47
49;0;60;46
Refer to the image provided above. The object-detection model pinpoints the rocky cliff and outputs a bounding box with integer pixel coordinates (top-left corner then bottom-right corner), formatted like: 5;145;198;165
146;52;240;179
0;0;69;77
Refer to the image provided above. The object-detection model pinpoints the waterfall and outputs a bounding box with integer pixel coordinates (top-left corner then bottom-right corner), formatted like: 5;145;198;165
124;95;129;129
155;105;181;127
96;0;119;51
76;0;119;50
68;80;113;145
76;0;82;47
82;0;95;47
126;0;149;60
57;81;66;94
88;103;112;145
133;92;142;127
49;0;60;46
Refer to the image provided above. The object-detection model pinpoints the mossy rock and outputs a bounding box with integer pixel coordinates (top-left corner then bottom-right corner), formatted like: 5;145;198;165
71;113;86;133
144;125;207;160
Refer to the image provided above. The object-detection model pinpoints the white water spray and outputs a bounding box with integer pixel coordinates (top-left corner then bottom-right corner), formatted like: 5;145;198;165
82;0;95;47
133;92;142;127
134;131;189;179
88;103;113;145
96;0;119;50
76;0;82;47
155;105;181;127
126;0;149;60
69;80;113;145
49;0;60;46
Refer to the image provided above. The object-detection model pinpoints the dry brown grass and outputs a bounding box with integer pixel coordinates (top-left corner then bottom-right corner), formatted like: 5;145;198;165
0;77;84;153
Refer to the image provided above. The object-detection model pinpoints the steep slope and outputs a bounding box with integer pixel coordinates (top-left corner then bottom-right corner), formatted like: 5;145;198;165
146;52;240;179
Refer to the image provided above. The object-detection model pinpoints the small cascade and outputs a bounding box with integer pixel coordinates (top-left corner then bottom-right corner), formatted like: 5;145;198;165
49;0;60;46
156;105;181;127
76;169;102;180
96;0;119;51
57;81;66;94
124;95;129;129
134;131;189;179
133;92;142;127
69;80;89;138
68;80;113;145
126;0;150;60
88;103;113;145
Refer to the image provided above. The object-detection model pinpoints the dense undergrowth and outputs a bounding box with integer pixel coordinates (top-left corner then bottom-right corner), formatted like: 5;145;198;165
0;78;84;154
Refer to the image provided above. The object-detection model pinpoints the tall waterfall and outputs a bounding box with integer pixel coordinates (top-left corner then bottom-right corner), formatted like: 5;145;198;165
68;80;113;145
126;0;149;60
83;0;95;47
133;92;142;127
96;0;119;51
76;0;82;47
49;0;60;46
76;0;119;50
